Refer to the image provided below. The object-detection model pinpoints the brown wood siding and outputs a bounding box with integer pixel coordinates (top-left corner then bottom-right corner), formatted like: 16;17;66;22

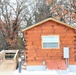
24;20;76;65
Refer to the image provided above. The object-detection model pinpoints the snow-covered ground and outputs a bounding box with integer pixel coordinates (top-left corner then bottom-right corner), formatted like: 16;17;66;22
13;69;76;75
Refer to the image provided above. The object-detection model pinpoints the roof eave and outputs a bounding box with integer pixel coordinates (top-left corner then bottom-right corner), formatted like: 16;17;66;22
22;18;75;32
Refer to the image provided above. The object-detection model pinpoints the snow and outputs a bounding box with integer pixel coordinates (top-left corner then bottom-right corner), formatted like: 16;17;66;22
13;70;58;75
10;0;16;3
13;69;76;75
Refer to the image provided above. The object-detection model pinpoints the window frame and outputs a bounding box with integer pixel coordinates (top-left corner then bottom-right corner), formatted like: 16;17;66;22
42;35;60;49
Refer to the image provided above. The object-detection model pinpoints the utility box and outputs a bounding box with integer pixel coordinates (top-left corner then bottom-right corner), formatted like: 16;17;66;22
63;47;69;58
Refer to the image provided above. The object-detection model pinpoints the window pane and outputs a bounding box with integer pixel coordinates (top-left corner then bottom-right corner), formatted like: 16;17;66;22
42;36;59;42
43;43;58;48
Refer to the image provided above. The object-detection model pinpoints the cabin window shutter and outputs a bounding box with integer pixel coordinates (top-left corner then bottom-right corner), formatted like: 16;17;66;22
42;36;59;48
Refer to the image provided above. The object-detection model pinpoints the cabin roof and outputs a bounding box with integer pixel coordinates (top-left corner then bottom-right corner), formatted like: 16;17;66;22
22;18;75;32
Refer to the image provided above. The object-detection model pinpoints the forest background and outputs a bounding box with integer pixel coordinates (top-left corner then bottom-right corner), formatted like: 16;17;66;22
0;0;76;50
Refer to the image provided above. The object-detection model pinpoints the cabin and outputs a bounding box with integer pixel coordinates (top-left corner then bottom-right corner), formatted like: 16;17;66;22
22;18;76;72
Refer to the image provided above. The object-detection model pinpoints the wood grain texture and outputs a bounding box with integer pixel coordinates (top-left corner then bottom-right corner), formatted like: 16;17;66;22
23;20;75;65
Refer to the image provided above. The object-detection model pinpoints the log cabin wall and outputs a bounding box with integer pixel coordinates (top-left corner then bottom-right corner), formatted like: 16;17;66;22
74;30;76;63
23;20;75;65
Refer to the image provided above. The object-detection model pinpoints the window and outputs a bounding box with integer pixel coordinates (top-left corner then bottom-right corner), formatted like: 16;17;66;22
42;36;59;48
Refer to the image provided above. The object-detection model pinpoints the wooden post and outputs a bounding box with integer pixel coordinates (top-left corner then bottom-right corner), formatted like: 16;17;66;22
18;58;22;73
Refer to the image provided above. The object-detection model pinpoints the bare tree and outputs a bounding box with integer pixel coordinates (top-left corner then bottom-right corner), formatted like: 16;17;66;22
33;0;76;27
0;0;76;50
0;0;26;49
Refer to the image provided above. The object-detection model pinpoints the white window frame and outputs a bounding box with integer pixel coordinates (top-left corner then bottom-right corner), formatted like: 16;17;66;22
42;35;59;49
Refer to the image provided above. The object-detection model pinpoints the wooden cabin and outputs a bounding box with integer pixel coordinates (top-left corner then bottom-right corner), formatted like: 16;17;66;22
22;18;76;71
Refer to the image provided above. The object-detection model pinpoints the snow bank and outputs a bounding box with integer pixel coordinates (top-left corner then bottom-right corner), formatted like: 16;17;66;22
13;69;76;75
